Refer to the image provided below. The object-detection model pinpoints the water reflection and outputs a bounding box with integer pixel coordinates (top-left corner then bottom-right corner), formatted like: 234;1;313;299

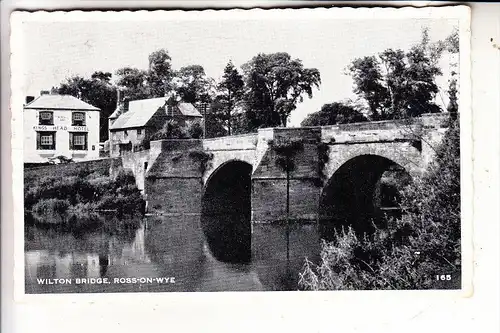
25;214;264;293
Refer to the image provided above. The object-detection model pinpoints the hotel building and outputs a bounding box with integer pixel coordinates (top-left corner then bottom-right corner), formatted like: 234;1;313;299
23;93;101;164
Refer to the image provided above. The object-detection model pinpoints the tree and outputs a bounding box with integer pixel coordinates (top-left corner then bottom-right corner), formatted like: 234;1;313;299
447;74;458;119
147;49;174;98
347;27;459;120
174;65;214;104
115;67;149;101
348;56;389;120
216;61;244;135
56;72;117;141
242;52;321;129
204;98;229;138
301;102;368;126
91;71;112;83
149;119;190;140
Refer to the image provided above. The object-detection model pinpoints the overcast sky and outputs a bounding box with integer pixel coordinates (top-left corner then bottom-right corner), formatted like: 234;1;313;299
19;14;458;126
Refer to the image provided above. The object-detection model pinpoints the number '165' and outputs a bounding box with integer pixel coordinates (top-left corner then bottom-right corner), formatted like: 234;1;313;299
436;274;451;281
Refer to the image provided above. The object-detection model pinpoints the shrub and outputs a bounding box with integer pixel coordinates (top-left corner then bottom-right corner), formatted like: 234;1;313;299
114;168;136;188
299;118;460;290
150;119;190;140
32;198;70;216
187;121;204;139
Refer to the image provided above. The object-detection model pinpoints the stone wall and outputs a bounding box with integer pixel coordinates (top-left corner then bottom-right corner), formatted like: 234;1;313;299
252;127;322;224
202;133;257;151
25;157;119;179
120;149;151;191
145;139;204;216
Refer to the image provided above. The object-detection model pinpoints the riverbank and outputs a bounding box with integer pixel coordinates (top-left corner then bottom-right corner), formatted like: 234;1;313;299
24;161;145;231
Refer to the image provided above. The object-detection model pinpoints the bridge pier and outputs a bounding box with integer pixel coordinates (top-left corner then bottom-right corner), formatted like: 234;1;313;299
143;139;206;288
250;128;323;290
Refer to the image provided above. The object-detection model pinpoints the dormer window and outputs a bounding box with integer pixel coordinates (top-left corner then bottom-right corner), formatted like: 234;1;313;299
72;112;86;126
39;111;53;125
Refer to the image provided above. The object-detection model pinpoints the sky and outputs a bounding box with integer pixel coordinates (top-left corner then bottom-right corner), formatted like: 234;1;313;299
19;14;458;126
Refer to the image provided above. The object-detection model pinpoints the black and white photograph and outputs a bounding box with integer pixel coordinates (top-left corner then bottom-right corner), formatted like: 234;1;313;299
11;6;471;294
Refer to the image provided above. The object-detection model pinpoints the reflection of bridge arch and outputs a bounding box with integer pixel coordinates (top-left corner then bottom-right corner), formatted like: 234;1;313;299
201;160;253;263
319;154;412;241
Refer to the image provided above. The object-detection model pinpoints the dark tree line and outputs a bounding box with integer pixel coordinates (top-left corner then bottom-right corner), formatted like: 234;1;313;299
54;50;321;141
301;27;459;127
53;26;458;141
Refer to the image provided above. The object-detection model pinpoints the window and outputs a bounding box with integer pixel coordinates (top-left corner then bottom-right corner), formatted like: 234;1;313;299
36;131;56;150
137;128;142;135
39;111;54;125
69;132;88;151
124;130;128;137
72;112;86;126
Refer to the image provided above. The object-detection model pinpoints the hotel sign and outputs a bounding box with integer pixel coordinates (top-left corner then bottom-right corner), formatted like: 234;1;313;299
33;125;89;132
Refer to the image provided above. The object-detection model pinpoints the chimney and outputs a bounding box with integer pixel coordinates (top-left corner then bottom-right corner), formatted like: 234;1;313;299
123;97;130;113
25;96;35;105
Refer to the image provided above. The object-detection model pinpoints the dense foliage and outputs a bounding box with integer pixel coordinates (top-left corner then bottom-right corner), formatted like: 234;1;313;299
52;27;458;141
240;52;321;129
346;28;459;120
299;117;460;290
149;119;204;140
214;61;245;136
25;166;145;226
301;102;368;126
56;72;117;141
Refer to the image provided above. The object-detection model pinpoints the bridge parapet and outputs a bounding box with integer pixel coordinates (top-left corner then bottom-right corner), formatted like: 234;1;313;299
320;113;449;144
202;133;258;151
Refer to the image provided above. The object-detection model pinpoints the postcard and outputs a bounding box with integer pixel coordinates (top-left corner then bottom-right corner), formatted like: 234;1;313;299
10;5;472;296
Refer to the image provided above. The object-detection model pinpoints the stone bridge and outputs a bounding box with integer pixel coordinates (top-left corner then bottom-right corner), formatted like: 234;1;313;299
115;113;449;290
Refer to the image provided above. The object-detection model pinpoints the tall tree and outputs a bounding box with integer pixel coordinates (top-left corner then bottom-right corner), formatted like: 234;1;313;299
147;49;174;98
347;27;458;120
114;67;149;101
56;71;117;141
174;65;214;104
242;52;321;128
301;102;368;126
216;61;244;135
204;98;229;138
348;56;389;120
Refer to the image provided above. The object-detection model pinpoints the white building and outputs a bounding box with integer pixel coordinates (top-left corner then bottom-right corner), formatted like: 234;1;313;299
23;93;101;164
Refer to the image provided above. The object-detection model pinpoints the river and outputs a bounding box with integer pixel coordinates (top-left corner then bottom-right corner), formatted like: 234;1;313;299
24;215;269;293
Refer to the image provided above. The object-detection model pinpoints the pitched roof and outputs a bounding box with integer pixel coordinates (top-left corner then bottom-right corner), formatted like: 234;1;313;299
110;98;202;130
24;95;100;111
176;103;203;117
110;97;167;130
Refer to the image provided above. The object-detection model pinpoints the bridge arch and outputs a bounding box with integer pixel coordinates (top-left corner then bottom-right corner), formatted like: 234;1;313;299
319;153;412;240
324;142;422;180
201;160;253;263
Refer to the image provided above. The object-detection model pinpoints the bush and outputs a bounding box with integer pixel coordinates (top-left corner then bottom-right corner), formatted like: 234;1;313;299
150;119;190;140
187;121;204;139
33;198;70;216
114;168;136;188
25;164;146;220
300;118;460;290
